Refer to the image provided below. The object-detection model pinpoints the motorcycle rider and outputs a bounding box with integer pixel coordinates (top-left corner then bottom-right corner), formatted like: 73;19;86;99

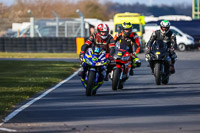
146;20;177;74
79;23;115;81
114;21;141;75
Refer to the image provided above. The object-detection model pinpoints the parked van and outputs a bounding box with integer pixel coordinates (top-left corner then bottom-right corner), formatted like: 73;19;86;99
113;12;145;37
143;25;195;51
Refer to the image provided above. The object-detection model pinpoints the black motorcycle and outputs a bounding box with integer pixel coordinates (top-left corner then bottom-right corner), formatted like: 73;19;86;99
145;40;171;85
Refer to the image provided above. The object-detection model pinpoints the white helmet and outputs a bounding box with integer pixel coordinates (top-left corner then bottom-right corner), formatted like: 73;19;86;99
160;20;170;34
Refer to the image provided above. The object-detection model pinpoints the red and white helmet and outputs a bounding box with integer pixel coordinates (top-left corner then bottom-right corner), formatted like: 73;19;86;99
97;23;109;40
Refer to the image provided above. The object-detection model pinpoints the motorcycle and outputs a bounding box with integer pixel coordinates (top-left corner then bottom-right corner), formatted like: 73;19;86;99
145;40;171;85
80;45;107;96
110;41;132;90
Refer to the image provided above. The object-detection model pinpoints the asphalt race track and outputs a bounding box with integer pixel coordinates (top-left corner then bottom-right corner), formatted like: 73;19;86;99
1;51;200;133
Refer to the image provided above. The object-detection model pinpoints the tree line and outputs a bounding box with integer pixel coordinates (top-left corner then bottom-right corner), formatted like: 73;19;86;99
0;0;192;31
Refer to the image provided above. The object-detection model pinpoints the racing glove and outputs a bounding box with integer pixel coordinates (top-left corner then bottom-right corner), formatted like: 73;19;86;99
79;51;85;61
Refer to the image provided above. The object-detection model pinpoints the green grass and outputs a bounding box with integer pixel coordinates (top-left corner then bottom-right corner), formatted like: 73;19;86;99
0;60;80;120
0;52;79;58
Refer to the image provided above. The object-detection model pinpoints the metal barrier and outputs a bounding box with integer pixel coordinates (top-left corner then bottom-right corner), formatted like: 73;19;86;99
0;37;77;53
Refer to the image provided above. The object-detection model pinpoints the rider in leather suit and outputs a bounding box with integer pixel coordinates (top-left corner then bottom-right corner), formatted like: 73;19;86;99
114;21;141;75
79;23;115;81
146;20;177;74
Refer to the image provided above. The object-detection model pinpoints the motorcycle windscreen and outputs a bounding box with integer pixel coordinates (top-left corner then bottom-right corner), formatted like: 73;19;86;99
152;40;168;52
92;46;103;55
115;41;129;51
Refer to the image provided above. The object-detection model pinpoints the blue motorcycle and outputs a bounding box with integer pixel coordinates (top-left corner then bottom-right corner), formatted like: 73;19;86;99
80;46;107;96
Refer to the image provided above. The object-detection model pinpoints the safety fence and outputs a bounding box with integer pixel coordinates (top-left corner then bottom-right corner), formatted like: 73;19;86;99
0;37;78;53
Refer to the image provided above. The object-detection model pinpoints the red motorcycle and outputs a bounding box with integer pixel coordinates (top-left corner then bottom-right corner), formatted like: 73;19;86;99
110;42;132;90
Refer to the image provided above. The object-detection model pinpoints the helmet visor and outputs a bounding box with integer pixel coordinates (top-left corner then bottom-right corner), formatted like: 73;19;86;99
123;29;131;33
100;31;108;36
161;27;169;32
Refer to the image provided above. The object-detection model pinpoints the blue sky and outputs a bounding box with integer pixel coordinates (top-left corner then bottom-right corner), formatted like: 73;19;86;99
110;0;192;6
0;0;192;6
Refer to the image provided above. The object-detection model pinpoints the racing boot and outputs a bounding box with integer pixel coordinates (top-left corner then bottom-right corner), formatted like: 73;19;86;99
78;67;84;76
130;67;134;76
170;64;175;74
133;57;141;68
78;67;87;80
103;69;109;81
130;61;134;76
104;65;110;81
170;58;176;74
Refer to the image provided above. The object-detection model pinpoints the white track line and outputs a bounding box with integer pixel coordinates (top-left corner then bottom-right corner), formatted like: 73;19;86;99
0;127;17;132
0;68;81;127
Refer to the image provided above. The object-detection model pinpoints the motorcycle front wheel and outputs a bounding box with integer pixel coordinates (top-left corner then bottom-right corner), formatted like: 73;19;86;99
154;63;161;85
112;68;121;91
86;70;96;96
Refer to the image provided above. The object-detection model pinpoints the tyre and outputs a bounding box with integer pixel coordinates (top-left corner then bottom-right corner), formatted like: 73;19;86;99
86;71;96;96
155;63;161;85
178;43;186;52
112;68;121;91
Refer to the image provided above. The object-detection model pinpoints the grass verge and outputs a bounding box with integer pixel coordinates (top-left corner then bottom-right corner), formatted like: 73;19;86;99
0;60;80;121
0;52;79;58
